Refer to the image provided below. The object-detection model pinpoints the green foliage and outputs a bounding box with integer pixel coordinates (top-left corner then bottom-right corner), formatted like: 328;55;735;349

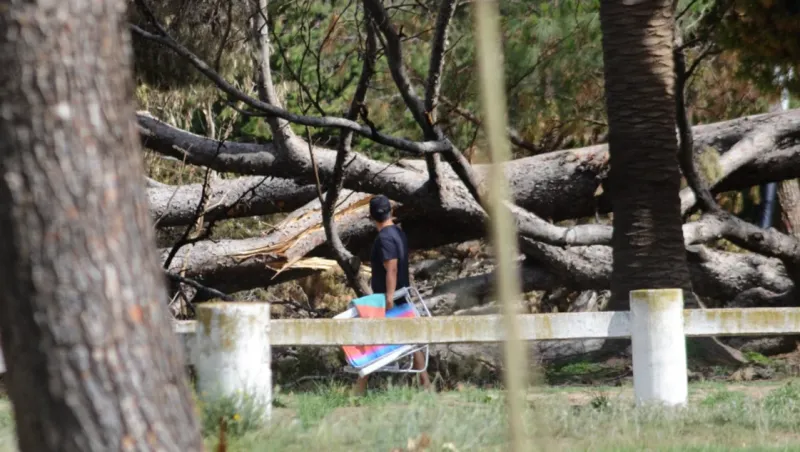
763;381;800;417
589;393;611;410
133;0;613;161
698;0;800;95
132;0;789;171
553;361;605;376
545;359;626;385
194;388;268;438
440;0;607;155
130;0;254;90
745;351;773;366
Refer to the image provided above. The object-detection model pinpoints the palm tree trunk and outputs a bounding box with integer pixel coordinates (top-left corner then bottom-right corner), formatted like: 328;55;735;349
599;0;692;309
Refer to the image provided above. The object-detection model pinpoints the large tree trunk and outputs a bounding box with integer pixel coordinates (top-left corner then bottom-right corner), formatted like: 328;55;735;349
599;0;692;308
0;1;203;451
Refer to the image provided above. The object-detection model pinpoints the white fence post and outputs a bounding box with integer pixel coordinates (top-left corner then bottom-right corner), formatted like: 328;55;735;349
191;302;272;421
630;288;688;407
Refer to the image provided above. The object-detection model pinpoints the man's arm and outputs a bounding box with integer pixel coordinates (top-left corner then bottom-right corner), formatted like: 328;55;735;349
383;258;398;310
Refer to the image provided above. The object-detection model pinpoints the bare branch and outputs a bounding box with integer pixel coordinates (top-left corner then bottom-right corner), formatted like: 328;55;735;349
361;0;496;202
440;95;542;153
165;272;234;302
269;25;328;117
509;202;612;246
363;0;430;133
425;0;459;117
163;165;215;270
683;214;800;265
127;24;449;155
675;38;718;215
249;0;294;141
362;0;447;190
213;0;235;72
319;12;379;296
420;0;458;194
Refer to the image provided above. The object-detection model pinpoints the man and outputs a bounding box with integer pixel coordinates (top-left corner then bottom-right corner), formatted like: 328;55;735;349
353;195;432;395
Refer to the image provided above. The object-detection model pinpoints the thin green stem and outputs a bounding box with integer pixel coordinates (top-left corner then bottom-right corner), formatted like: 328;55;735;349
472;0;532;451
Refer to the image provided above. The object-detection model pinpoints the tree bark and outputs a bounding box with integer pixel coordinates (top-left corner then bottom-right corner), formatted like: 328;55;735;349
149;175;318;227
778;179;800;235
145;141;800;231
0;1;202;451
599;0;693;308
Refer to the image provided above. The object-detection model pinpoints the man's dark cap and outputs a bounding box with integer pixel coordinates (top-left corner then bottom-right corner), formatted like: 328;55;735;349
369;195;392;221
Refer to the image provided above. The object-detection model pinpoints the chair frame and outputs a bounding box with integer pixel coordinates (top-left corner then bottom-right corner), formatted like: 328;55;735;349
335;286;431;378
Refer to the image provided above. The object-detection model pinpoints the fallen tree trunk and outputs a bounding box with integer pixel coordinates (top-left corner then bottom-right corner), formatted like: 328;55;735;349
430;244;793;307
147;143;800;228
140;109;800;227
149;176;318;227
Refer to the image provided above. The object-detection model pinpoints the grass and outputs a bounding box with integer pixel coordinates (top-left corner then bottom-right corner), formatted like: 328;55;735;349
0;396;14;452
4;380;800;451
199;380;800;451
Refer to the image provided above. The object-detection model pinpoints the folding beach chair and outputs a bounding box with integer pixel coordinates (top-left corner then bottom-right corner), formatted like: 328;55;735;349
335;286;431;378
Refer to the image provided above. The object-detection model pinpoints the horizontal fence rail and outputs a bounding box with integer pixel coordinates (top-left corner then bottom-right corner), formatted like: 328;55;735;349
172;307;800;346
4;308;800;376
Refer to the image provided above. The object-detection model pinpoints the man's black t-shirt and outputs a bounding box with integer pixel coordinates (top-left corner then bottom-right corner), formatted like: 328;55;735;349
370;224;410;299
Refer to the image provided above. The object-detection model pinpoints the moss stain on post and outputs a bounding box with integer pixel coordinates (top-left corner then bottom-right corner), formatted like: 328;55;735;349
537;316;553;341
697;309;797;334
217;313;239;351
630;289;683;312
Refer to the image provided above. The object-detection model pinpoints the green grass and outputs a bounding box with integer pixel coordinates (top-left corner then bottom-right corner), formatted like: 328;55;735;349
4;381;800;451
0;396;15;452
200;380;800;451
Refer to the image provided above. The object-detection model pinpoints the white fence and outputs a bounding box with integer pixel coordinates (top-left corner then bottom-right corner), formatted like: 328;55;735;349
4;290;800;415
172;289;800;414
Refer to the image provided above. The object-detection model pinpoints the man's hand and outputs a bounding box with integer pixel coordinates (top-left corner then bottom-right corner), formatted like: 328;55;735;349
384;258;398;310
